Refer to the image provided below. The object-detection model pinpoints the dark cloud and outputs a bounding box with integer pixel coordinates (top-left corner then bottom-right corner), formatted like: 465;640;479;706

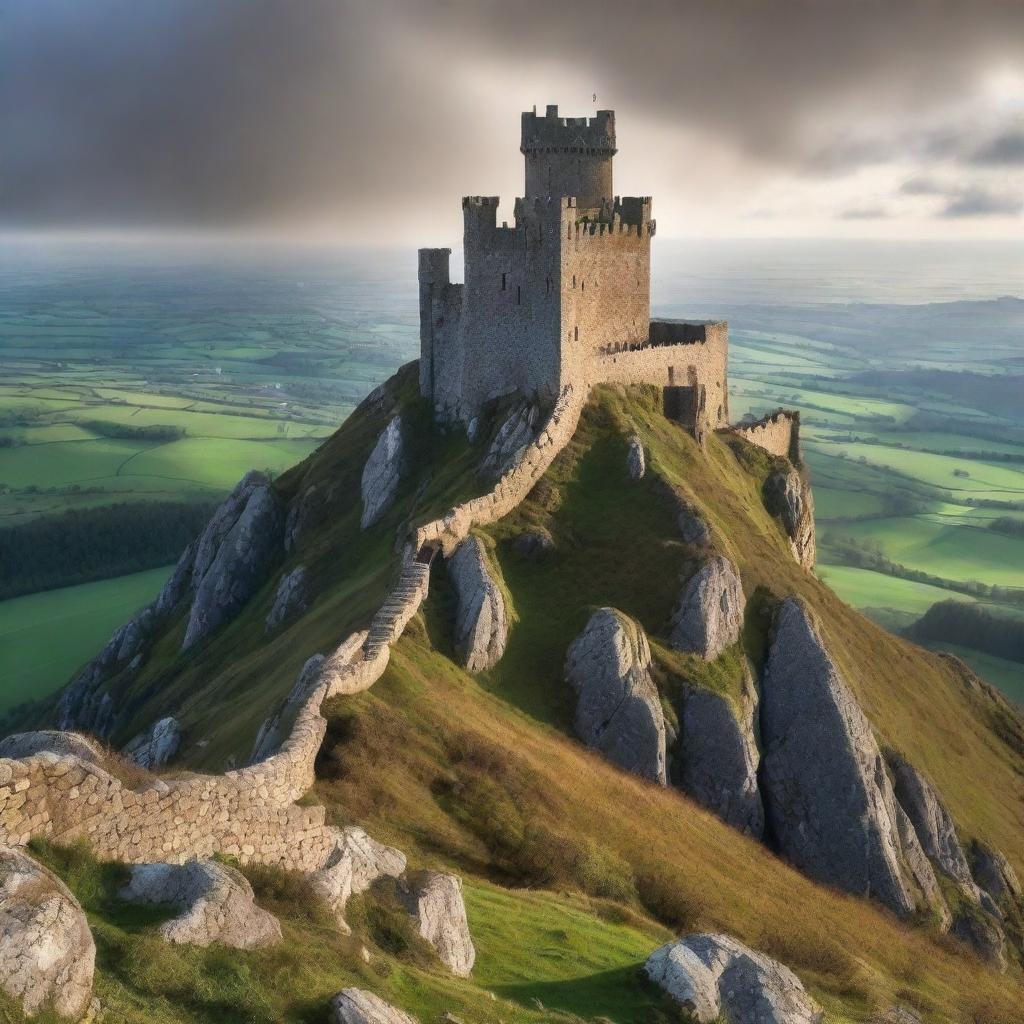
939;187;1023;218
0;0;1022;231
970;129;1024;165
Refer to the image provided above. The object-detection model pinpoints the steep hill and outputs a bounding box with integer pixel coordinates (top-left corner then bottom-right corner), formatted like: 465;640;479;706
2;366;1023;1024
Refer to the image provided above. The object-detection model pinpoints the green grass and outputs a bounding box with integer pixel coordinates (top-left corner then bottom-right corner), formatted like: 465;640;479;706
0;566;170;714
927;645;1024;706
818;564;983;616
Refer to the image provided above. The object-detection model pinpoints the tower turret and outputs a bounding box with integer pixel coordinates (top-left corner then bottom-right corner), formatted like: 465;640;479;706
521;104;616;210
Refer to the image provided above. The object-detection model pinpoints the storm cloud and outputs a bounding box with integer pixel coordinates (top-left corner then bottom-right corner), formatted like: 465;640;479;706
0;0;1021;238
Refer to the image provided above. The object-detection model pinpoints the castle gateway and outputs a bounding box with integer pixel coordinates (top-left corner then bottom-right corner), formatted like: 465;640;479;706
418;104;729;431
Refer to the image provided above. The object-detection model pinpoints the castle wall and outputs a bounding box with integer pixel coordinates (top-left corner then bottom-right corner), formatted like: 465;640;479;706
522;106;615;209
587;320;730;428
731;410;801;464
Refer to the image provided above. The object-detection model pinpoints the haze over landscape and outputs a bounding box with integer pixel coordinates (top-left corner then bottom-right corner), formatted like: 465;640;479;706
0;4;1023;1024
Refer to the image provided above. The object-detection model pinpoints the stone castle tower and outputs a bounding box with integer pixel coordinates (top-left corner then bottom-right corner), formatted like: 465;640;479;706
419;105;729;431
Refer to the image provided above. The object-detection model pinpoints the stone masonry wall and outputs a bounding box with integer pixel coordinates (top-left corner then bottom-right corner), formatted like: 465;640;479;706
731;410;801;464
0;385;587;875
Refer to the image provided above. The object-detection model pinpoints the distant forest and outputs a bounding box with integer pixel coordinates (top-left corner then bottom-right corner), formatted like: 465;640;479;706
909;600;1024;665
0;501;214;599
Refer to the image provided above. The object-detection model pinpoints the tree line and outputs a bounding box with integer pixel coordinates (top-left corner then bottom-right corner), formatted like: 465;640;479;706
908;600;1024;665
0;501;215;600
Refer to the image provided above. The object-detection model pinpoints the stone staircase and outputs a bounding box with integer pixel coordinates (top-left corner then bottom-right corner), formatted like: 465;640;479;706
363;560;431;659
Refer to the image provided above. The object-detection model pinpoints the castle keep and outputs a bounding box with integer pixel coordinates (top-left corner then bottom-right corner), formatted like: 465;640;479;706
418;105;730;431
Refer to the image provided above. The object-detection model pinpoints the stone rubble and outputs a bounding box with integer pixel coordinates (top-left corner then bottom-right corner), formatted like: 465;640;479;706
120;859;282;949
565;608;667;784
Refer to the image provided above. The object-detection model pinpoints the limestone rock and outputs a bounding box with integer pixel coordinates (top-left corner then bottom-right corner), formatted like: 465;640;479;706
644;932;822;1024
404;871;475;977
951;908;1007;969
512;528;554;558
673;668;764;837
479;404;538;478
677;505;711;547
760;598;942;919
285;482;337;552
265;565;310;631
309;827;407;933
250;653;326;763
183;473;285;650
0;730;104;766
119;860;281;949
764;469;816;569
330;989;419;1024
565;608;667;784
669;556;744;661
0;847;96;1020
886;753;976;891
449;537;508;672
627;435;645;479
970;839;1022;907
124;716;181;769
361;417;404;529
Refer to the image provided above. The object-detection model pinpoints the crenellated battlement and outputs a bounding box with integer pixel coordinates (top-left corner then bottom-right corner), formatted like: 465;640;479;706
521;105;616;155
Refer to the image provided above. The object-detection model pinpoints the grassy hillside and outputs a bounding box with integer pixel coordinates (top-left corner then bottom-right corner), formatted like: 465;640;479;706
11;378;1024;1023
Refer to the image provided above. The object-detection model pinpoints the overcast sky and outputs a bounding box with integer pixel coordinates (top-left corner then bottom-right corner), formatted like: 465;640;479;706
1;0;1022;244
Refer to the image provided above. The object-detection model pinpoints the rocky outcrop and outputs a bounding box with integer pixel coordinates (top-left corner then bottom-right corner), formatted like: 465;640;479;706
670;555;744;661
627;435;645;479
511;528;554;558
449;537;508;672
644;933;822;1024
361;417;404;529
119;860;282;949
123;716;181;769
403;871;476;977
0;731;104;767
479;404;538;478
285;482;338;553
565;608;667;785
250;653;327;763
760;598;943;919
971;840;1022;907
951;908;1007;969
183;473;285;650
672;669;764;838
265;566;310;631
330;989;419;1024
764;469;815;570
309;827;407;933
0;847;96;1020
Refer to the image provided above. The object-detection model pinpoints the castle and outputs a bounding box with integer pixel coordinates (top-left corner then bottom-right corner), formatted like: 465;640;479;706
418;105;730;435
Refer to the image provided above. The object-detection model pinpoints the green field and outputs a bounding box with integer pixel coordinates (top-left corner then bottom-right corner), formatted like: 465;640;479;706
0;566;171;714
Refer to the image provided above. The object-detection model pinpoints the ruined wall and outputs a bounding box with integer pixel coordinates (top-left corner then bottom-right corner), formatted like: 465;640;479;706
587;321;729;429
0;384;587;875
732;410;801;464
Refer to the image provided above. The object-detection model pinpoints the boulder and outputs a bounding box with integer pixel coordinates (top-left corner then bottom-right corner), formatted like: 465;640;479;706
0;730;104;767
361;416;404;529
449;537;509;672
673;668;764;837
764;470;815;569
760;598;942;919
627;435;645;479
677;505;711;547
565;608;667;784
330;989;419;1024
0;847;96;1020
970;839;1022;907
644;932;822;1024
479;404;537;478
309;826;407;933
886;753;976;892
183;474;285;650
670;555;744;661
511;528;554;558
119;860;281;949
404;871;476;977
265;565;310;631
124;716;181;769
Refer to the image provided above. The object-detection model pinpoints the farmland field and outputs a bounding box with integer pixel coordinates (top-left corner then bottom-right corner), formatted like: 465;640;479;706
1;238;1021;709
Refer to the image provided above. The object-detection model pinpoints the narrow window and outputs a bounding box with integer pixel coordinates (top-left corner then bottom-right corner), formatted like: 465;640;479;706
581;280;585;293
545;276;551;295
668;366;675;385
572;274;577;288
574;326;579;342
516;285;521;304
501;273;506;291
